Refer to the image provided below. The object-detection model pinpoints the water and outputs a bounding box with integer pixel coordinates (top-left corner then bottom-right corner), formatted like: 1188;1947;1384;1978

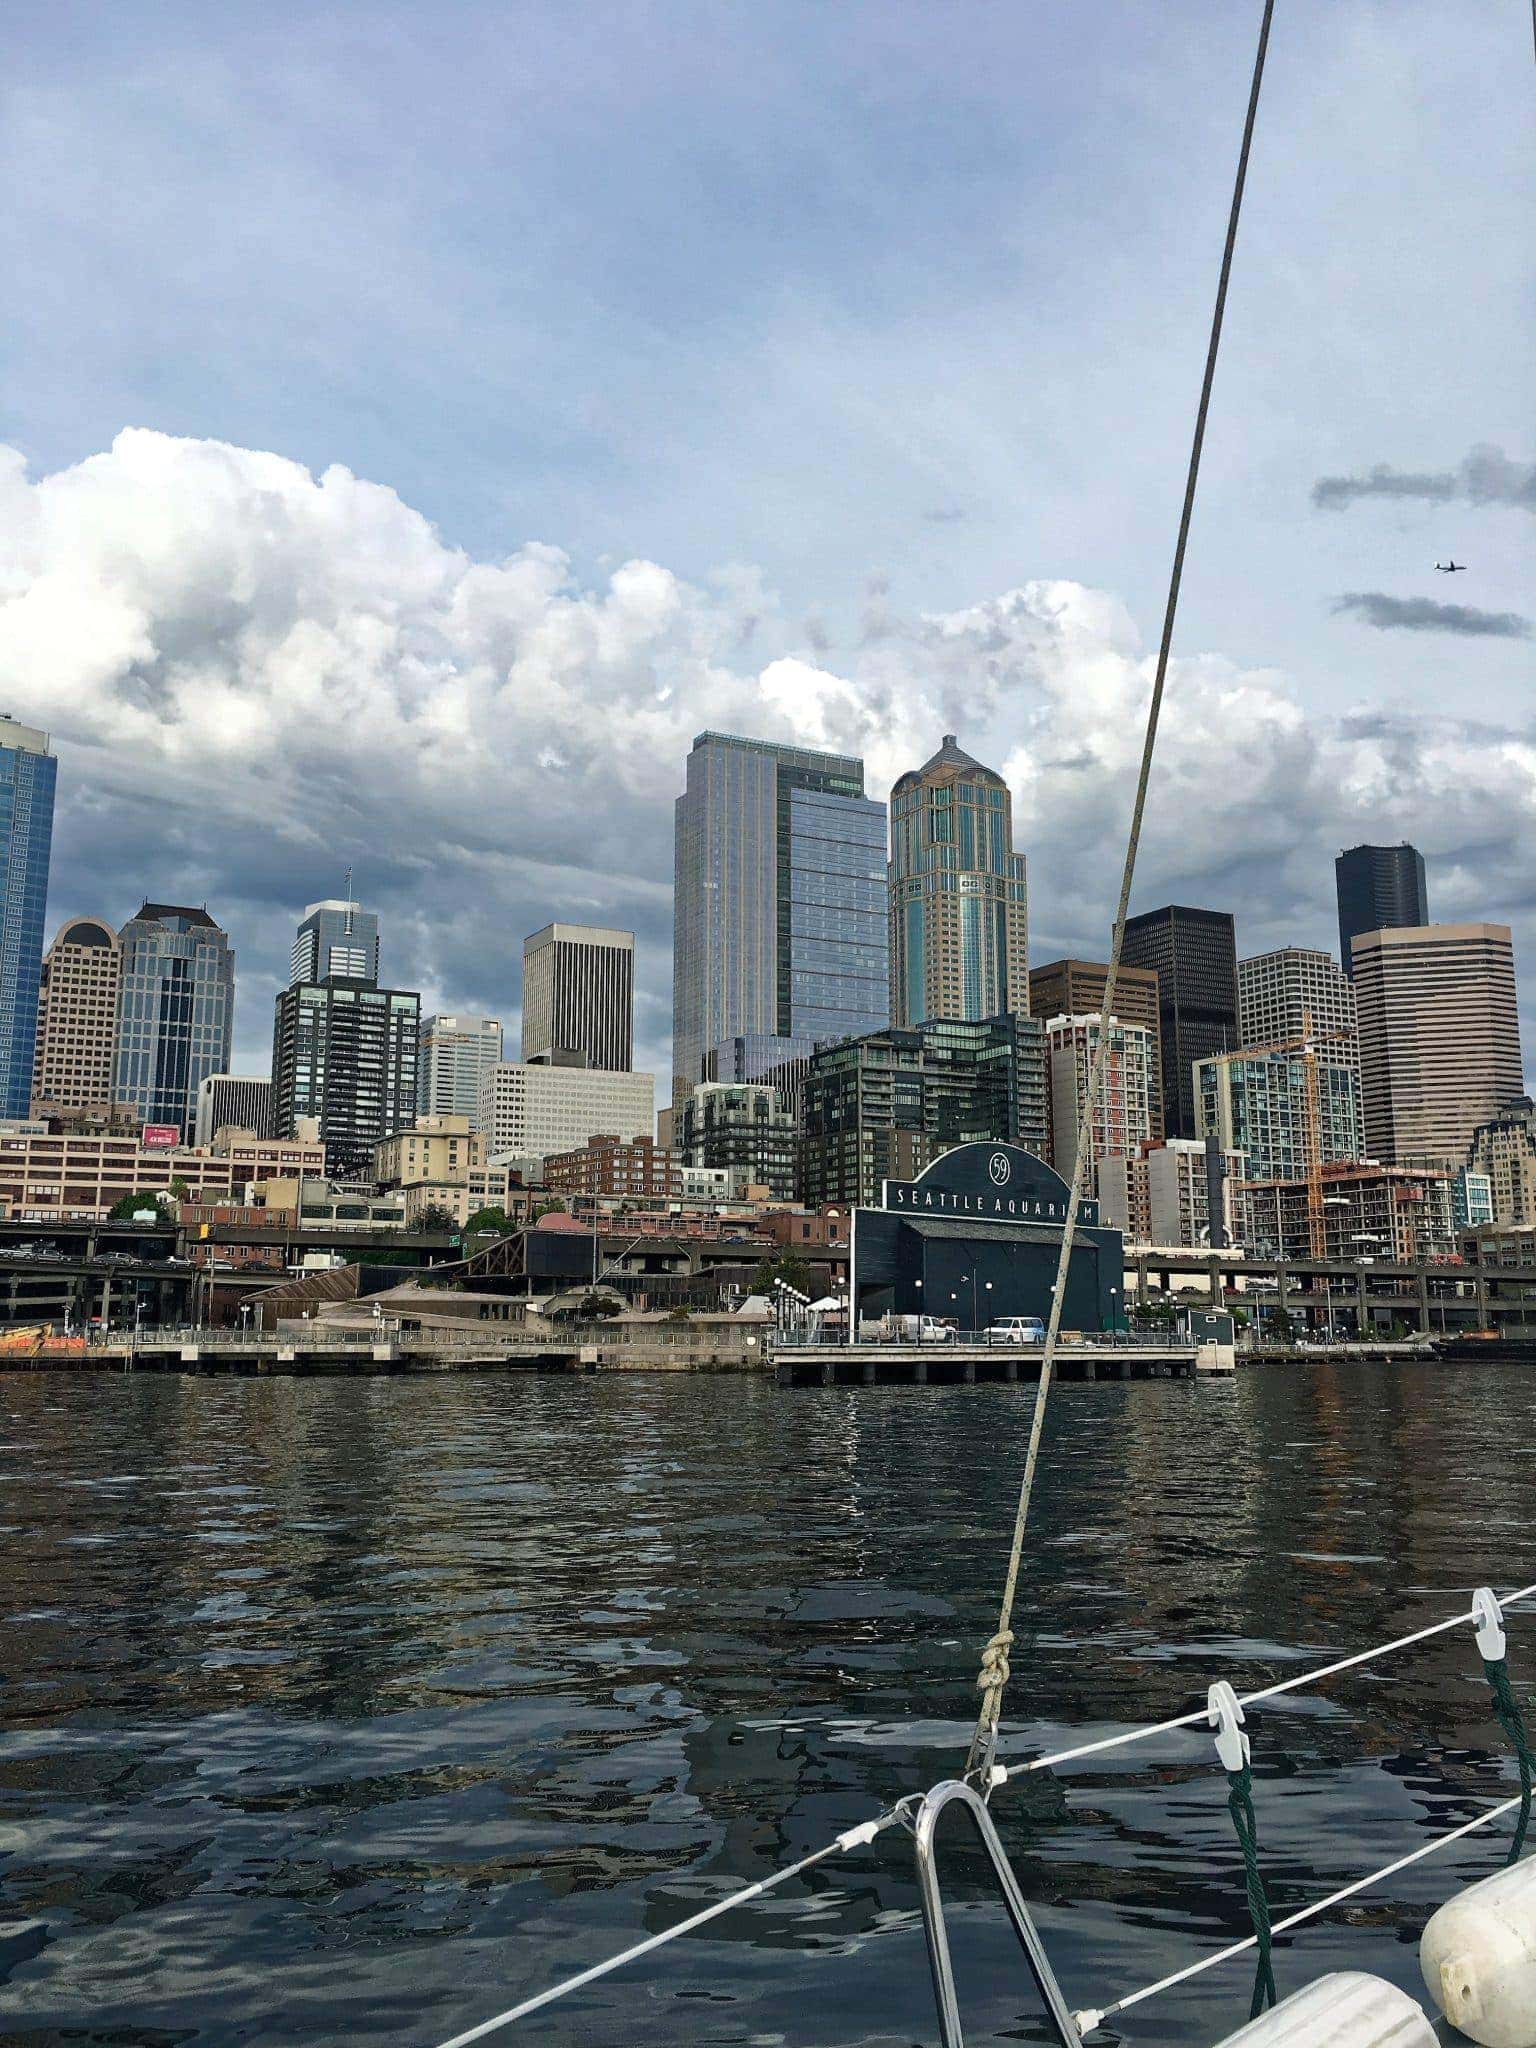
2;1364;1534;2048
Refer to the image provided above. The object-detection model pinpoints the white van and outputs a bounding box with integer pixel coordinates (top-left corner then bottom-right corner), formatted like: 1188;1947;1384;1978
986;1315;1046;1345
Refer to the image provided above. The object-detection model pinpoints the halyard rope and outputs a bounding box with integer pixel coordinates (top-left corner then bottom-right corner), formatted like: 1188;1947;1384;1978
964;0;1278;1781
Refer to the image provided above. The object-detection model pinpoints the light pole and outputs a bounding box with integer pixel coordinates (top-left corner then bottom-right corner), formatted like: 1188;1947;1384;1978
1109;1284;1120;1339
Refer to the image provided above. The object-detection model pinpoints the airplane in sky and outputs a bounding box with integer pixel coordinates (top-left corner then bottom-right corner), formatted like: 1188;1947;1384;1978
1435;560;1466;573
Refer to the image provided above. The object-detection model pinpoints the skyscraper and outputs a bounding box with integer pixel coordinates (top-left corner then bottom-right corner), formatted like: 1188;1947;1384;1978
671;731;888;1108
32;916;121;1119
1030;956;1162;1137
1195;1046;1363;1183
1353;923;1522;1165
271;980;420;1175
292;899;381;985
1237;946;1356;1055
112;904;236;1139
522;924;633;1071
194;1075;274;1147
0;717;58;1118
1045;1014;1156;1184
1120;905;1238;1140
419;1014;504;1123
1335;842;1428;979
888;735;1028;1029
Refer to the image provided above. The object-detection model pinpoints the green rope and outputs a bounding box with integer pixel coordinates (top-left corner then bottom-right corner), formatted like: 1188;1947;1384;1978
1225;1762;1278;2019
1482;1655;1535;1863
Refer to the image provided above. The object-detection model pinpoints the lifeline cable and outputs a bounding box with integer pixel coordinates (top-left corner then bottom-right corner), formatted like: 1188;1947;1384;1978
965;0;1277;1781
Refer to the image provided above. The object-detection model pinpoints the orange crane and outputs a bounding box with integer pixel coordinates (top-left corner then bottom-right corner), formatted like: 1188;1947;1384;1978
1206;1009;1354;1257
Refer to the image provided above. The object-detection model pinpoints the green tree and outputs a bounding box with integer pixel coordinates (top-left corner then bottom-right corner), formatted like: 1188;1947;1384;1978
462;1205;512;1238
749;1249;813;1298
412;1203;458;1232
168;1175;190;1199
1267;1305;1296;1345
107;1190;173;1222
531;1199;566;1221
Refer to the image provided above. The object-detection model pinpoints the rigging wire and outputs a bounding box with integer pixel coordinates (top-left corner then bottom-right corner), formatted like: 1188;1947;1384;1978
965;0;1277;1780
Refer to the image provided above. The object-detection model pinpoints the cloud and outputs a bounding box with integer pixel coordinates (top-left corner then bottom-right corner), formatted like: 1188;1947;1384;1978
5;430;1536;1089
922;507;968;524
1314;445;1536;513
1333;592;1531;638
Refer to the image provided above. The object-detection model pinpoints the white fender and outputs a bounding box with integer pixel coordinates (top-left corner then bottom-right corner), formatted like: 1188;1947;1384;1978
1422;1857;1536;2048
1212;1972;1436;2048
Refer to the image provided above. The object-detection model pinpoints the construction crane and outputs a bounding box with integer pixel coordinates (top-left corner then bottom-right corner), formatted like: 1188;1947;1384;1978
1204;1010;1354;1258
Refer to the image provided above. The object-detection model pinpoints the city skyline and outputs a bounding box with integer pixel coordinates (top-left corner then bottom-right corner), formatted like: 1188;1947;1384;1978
23;727;1536;1118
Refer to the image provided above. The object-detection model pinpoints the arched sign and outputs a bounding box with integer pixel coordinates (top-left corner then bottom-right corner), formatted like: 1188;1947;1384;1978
880;1142;1099;1226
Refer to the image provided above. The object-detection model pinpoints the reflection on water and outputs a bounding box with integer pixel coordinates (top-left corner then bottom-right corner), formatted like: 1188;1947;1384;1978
2;1365;1534;2046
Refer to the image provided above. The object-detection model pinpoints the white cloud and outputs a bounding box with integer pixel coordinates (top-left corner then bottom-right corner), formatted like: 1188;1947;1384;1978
6;430;1535;1080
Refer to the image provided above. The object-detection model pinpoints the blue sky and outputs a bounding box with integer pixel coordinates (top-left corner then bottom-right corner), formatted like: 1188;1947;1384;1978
3;0;1533;1081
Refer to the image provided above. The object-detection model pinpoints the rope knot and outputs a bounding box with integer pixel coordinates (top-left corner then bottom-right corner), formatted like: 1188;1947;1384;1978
976;1629;1014;1692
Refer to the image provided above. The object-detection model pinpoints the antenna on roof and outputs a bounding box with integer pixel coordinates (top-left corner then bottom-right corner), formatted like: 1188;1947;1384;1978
344;866;353;936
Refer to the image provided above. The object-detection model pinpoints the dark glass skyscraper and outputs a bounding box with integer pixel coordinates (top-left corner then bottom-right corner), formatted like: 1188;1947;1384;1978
671;732;888;1108
0;717;57;1118
1120;905;1238;1140
1335;842;1429;978
113;904;236;1138
271;979;420;1175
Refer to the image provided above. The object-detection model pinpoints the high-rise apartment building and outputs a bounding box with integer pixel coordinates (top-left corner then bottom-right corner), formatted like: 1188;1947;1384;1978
888;736;1028;1029
418;1014;503;1123
292;899;380;985
799;1014;1048;1208
31;916;121;1118
1045;1014;1156;1186
1465;1097;1536;1226
113;904;236;1140
522;924;633;1071
1237;947;1356;1060
478;1060;655;1166
271;981;420;1176
0;717;58;1118
1029;957;1162;1136
194;1075;274;1148
1336;842;1428;979
1353;924;1522;1166
1120;906;1238;1140
671;731;888;1108
1195;1047;1363;1185
677;1083;797;1201
1097;1138;1244;1250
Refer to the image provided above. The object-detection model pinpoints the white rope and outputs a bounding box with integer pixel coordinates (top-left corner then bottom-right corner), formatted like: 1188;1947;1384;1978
999;1581;1536;1782
431;1818;892;2048
1075;1790;1529;2032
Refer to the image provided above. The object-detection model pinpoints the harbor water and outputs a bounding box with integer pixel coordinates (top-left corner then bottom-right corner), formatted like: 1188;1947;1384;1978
3;1362;1534;2046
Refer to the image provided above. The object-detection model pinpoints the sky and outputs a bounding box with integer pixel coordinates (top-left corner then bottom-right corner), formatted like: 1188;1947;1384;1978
2;0;1532;1095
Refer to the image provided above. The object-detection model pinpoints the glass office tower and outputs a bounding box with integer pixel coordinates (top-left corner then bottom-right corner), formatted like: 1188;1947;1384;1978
1335;842;1428;978
671;732;888;1108
0;717;57;1118
113;904;237;1139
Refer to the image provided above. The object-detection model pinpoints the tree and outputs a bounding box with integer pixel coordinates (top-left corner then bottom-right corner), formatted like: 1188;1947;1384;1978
531;1198;566;1221
1267;1305;1295;1345
107;1191;172;1222
168;1175;190;1199
413;1203;458;1233
463;1205;512;1238
749;1249;813;1298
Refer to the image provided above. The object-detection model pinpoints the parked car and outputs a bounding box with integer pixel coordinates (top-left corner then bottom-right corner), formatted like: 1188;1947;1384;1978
986;1315;1046;1345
